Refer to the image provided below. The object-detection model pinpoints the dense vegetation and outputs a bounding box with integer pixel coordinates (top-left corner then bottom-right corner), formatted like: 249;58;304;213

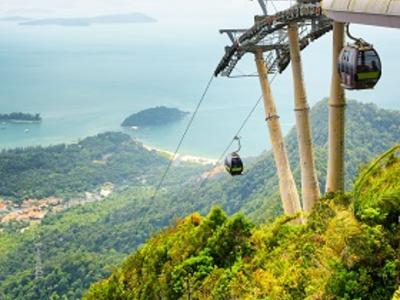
0;132;205;300
1;100;399;299
0;112;41;122
85;145;400;299
0;188;174;300
170;100;400;224
121;106;189;127
0;132;202;203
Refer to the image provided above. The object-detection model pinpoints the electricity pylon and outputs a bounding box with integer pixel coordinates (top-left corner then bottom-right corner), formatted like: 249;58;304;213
35;237;43;280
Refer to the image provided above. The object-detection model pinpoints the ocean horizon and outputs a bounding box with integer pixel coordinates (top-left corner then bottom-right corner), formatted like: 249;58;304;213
0;21;399;159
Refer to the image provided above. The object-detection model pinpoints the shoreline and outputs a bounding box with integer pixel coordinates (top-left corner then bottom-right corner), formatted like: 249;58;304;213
1;120;41;124
141;143;218;165
0;130;218;166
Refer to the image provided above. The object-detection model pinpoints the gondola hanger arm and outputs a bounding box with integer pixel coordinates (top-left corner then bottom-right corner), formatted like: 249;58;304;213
346;23;369;47
234;136;242;153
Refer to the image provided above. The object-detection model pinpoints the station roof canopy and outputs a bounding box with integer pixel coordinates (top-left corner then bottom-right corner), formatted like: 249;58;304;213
323;0;400;28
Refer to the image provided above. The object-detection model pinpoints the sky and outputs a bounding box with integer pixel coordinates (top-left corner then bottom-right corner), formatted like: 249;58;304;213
0;0;399;155
0;0;304;31
0;0;259;23
1;1;398;87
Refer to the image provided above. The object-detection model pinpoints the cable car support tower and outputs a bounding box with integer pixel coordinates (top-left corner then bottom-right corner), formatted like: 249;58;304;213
214;0;334;217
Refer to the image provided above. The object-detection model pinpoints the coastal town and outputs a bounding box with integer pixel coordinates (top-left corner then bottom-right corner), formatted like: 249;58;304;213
0;183;114;224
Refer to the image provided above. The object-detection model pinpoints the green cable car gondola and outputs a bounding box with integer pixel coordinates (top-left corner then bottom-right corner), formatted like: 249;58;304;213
225;136;244;176
338;24;382;90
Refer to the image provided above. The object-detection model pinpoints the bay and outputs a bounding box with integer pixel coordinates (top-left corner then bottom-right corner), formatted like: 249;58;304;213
0;21;398;159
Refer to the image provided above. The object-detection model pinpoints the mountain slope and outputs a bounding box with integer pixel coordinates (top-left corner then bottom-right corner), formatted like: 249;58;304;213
0;189;170;300
0;131;202;203
0;133;205;300
84;145;400;300
169;100;400;224
1;100;399;299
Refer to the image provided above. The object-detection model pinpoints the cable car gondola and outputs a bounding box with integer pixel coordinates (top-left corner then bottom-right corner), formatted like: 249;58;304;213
225;136;244;176
338;24;382;90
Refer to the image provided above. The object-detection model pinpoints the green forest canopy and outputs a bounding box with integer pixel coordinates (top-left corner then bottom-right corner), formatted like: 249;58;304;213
121;106;189;127
84;145;400;300
168;99;400;224
0;131;202;203
1;100;400;299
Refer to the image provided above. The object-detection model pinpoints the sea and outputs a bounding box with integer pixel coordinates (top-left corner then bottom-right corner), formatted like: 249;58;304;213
0;21;399;159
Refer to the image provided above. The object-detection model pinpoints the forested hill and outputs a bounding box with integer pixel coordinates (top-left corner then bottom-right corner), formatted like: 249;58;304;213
1;100;399;300
0;132;201;203
168;100;400;224
0;133;205;300
121;106;189;127
84;146;400;299
0;189;173;300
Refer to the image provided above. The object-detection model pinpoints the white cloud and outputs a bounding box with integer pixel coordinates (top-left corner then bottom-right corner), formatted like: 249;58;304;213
0;0;257;18
0;0;301;30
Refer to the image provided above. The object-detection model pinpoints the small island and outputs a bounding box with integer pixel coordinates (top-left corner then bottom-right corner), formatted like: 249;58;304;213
19;13;157;27
121;107;189;127
0;113;42;123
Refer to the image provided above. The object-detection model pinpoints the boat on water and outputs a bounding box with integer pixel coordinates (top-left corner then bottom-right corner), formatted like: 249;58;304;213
24;129;30;133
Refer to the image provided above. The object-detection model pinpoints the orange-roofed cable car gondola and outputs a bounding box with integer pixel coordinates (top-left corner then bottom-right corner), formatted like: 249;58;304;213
338;24;382;90
225;136;244;176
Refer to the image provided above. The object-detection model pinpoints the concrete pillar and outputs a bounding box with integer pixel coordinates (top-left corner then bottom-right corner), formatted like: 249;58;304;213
288;22;321;213
326;21;346;193
254;48;303;221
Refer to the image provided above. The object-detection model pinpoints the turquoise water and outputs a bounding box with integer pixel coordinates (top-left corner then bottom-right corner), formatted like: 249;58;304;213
0;22;399;158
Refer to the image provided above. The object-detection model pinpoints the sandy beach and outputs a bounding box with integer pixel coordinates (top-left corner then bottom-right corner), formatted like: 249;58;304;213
142;144;218;165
